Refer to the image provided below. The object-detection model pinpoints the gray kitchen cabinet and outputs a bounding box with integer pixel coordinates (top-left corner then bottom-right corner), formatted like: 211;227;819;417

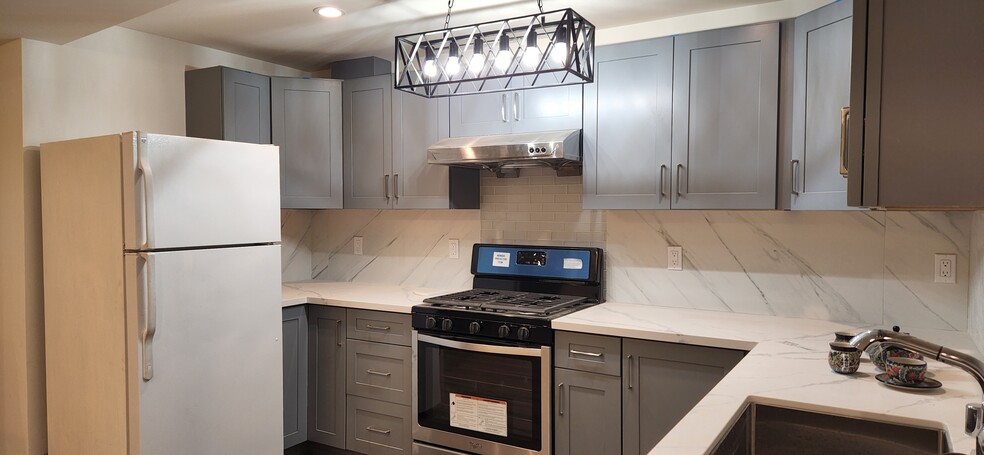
787;0;855;210
283;306;308;449
344;75;453;209
448;85;582;137
273;77;343;209
847;0;984;208
185;66;271;144
622;339;744;454
346;340;412;405
583;38;673;209
307;306;347;448
347;309;413;346
671;23;779;209
345;395;412;455
555;368;622;455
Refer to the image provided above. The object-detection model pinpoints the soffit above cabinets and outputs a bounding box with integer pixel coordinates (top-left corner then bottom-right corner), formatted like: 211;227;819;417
0;0;179;44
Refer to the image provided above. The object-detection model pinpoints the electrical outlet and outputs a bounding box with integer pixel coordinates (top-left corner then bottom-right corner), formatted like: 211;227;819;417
354;236;364;256
934;253;956;283
668;246;683;271
449;239;460;259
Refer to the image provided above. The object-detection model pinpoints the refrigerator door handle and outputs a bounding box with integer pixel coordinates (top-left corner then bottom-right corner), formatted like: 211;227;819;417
136;143;157;249
139;252;157;381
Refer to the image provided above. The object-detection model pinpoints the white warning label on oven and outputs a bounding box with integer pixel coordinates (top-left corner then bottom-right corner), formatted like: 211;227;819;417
492;252;511;268
449;393;508;437
563;257;583;270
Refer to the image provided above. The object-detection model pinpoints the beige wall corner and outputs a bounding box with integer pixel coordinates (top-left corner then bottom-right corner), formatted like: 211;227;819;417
1;38;47;455
970;212;984;353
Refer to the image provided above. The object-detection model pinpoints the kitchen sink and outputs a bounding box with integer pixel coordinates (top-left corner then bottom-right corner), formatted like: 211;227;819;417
710;402;953;455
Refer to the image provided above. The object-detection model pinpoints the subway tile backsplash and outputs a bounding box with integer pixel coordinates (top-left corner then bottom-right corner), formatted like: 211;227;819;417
283;172;974;332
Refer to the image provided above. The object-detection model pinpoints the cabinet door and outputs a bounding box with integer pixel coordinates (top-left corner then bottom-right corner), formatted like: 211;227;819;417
554;368;621;455
184;66;270;144
622;339;744;454
345;396;412;455
344;75;394;208
789;1;854;210
848;0;984;208
283;306;308;448
346;340;412;405
671;24;779;209
273;77;343;209
392;91;450;209
511;85;583;133
583;38;673;209
308;306;347;448
449;91;512;136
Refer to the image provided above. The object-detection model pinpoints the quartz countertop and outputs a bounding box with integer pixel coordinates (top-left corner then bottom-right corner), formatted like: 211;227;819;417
283;281;983;454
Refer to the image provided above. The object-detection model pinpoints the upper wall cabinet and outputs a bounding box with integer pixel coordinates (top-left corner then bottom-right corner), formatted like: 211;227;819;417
787;0;855;210
343;75;452;209
273;77;343;209
671;23;779;210
583;38;673;209
847;0;984;208
185;66;271;144
449;85;582;137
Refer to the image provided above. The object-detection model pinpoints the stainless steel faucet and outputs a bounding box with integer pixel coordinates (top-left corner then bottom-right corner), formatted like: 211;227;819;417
849;329;984;455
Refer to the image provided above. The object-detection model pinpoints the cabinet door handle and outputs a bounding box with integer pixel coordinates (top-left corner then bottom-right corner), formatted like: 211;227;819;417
501;94;508;122
384;174;391;201
366;426;391;435
513;92;520;121
558;382;565;416
627;354;633;389
366;324;391;331
840;107;850;177
675;164;685;201
791;159;801;196
336;319;342;347
367;369;392;377
569;349;603;358
659;164;668;201
393;174;399;201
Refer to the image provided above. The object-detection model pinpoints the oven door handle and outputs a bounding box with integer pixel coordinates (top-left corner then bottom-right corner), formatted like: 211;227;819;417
416;333;546;358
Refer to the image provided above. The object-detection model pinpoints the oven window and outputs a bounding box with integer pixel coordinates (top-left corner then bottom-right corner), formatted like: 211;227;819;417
417;338;542;451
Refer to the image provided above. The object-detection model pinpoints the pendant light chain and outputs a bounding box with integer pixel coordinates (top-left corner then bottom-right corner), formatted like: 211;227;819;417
537;0;544;14
444;0;454;30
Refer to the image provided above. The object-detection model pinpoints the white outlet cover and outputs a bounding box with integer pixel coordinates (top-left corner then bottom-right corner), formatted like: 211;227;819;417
668;246;683;271
354;236;364;256
934;253;956;284
449;239;460;259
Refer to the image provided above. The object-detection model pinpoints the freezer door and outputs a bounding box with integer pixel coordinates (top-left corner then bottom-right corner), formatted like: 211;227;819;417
127;245;282;455
122;132;280;250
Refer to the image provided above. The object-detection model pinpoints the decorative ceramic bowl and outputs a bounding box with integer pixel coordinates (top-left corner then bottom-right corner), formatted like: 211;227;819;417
869;344;923;371
885;356;927;385
829;341;861;374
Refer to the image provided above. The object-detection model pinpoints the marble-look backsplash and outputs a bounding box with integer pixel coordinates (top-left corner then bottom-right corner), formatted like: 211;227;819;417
969;212;984;351
607;210;971;330
283;178;973;331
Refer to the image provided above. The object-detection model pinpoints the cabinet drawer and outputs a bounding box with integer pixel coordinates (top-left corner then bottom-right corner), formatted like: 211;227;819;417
346;396;412;455
347;309;412;346
347;339;412;405
554;331;621;376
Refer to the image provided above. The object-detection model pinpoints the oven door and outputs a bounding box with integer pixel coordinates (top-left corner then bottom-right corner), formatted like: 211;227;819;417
412;332;551;455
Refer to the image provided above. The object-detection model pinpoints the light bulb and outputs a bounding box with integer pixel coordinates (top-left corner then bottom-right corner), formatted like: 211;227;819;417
494;34;512;71
469;53;485;75
522;30;541;69
313;6;344;18
551;25;569;64
423;48;437;79
446;41;460;76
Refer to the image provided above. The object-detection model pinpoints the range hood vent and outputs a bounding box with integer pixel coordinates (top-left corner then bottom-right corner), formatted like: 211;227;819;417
427;129;581;177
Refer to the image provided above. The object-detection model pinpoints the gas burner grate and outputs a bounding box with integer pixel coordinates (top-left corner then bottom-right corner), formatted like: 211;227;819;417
423;289;587;316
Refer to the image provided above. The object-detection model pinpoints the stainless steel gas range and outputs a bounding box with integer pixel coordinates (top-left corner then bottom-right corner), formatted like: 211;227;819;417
411;244;605;455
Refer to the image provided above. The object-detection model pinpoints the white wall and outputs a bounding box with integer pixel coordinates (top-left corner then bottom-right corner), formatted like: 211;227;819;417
3;26;304;455
970;212;984;352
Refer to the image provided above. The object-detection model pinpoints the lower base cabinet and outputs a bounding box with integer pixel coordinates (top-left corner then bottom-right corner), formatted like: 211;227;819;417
346;396;412;455
554;331;746;455
554;368;622;455
283;306;308;449
307;306;347;447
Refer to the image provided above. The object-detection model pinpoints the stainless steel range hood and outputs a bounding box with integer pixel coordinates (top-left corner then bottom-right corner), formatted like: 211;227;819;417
427;130;581;176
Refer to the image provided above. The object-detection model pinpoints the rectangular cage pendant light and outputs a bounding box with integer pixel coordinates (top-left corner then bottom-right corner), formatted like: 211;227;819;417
395;8;595;98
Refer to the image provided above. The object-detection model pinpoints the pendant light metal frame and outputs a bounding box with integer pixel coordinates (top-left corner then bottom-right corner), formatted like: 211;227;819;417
395;8;595;98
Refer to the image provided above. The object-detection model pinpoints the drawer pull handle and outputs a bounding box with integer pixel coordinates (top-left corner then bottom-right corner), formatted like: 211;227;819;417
366;426;391;435
367;369;392;377
366;324;391;331
569;349;603;358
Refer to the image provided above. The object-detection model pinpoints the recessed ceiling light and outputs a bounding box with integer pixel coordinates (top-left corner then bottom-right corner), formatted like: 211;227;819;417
314;6;344;18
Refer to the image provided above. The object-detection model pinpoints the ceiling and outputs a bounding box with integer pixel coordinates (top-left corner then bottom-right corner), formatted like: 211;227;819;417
2;0;781;71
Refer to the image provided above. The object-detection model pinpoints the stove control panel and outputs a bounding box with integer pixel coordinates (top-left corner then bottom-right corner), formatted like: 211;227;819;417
412;311;551;345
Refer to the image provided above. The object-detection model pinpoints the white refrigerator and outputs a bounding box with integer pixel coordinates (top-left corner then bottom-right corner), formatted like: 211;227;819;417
40;132;282;455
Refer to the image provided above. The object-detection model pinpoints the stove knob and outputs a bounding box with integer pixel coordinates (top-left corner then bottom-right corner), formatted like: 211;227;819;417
425;317;437;330
468;322;482;335
441;318;454;332
498;325;511;338
517;326;531;341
